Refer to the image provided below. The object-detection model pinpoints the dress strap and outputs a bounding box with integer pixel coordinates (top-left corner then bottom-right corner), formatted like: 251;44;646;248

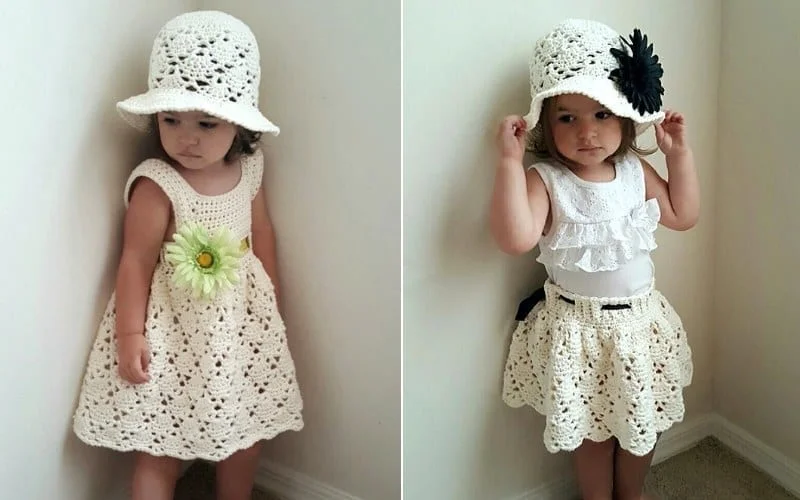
123;159;191;225
242;149;265;200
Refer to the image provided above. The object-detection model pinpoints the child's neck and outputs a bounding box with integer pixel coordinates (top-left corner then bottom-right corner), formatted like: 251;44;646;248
567;159;616;183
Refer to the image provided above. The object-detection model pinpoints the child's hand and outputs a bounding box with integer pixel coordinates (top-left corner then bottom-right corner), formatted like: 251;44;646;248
117;334;150;384
655;110;690;157
497;115;528;163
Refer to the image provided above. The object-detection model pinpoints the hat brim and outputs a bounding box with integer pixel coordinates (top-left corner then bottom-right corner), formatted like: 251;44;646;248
116;88;280;135
523;75;664;136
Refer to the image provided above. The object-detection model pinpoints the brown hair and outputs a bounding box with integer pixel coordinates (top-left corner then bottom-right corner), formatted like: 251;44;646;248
224;128;262;163
527;97;655;167
149;115;262;164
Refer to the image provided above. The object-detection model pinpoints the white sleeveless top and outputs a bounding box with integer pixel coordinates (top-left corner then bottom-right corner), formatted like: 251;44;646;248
531;153;661;297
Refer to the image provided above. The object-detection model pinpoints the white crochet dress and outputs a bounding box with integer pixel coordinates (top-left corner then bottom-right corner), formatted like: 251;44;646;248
73;150;304;461
502;153;693;457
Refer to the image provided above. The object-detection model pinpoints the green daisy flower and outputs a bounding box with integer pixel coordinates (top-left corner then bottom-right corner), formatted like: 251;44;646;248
165;222;244;300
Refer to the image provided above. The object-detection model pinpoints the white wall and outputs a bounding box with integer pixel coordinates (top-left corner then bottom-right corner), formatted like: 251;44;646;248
199;2;401;499
714;0;800;463
0;2;400;500
0;1;191;499
403;1;720;499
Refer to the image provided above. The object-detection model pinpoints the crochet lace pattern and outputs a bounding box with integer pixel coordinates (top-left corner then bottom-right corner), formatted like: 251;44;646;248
530;20;619;95
502;280;693;456
72;149;304;460
117;11;279;134
523;19;664;134
532;153;660;273
149;12;260;108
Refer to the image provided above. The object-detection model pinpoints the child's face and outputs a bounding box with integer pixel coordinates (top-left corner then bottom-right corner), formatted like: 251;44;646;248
156;111;238;169
547;94;622;168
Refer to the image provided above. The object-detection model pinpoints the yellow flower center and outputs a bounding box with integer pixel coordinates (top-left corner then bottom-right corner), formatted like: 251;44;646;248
196;251;214;269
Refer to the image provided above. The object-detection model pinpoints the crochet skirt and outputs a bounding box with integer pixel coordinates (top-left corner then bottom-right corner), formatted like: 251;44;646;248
502;279;693;456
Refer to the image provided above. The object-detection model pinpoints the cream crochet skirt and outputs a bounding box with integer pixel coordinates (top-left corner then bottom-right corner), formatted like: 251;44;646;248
502;279;693;456
72;253;304;461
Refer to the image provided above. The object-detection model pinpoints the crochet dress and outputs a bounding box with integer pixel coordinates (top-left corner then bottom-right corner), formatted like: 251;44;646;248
502;153;693;457
73;149;304;460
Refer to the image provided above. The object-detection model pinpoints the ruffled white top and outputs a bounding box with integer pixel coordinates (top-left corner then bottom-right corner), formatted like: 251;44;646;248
531;153;660;297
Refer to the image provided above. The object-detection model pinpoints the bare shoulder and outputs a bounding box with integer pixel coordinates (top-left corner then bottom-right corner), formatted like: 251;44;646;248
251;184;273;229
525;165;549;195
124;177;171;250
128;177;170;208
638;156;668;194
525;165;552;233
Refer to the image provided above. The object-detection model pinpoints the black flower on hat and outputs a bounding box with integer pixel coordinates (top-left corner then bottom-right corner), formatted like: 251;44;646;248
609;28;664;115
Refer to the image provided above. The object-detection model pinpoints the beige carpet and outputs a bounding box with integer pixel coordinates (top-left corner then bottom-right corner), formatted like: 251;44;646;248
174;437;797;500
645;437;797;500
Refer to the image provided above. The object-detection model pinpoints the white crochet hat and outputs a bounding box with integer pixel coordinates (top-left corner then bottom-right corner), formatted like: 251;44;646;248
117;10;279;135
523;19;665;136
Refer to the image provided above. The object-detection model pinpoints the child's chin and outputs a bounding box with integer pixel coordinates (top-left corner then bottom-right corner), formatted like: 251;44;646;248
171;154;207;169
573;149;608;162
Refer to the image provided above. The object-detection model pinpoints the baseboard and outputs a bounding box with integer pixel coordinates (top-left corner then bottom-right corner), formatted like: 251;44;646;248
255;460;362;500
652;413;717;465
510;412;800;500
251;413;800;500
711;414;800;497
509;474;577;500
509;413;715;500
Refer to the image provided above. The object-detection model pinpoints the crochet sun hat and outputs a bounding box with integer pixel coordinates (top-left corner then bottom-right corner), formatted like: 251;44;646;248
523;19;665;136
117;10;279;135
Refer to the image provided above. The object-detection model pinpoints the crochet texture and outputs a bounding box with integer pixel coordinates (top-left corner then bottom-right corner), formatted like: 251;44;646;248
73;149;303;460
523;19;663;134
503;280;693;456
504;155;691;456
116;10;279;134
149;12;261;109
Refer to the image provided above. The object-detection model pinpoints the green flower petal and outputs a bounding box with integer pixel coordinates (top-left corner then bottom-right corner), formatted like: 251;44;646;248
165;222;245;301
220;256;238;268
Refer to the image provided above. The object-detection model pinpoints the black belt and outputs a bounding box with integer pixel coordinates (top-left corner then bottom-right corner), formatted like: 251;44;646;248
515;286;631;321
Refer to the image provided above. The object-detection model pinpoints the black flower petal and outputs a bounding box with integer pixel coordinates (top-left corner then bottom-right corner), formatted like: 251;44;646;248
609;28;664;115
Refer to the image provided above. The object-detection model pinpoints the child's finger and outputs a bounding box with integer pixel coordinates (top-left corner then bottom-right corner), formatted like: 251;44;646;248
130;356;148;384
139;350;151;382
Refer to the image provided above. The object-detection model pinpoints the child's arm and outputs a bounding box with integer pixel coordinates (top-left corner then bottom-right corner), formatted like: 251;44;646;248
643;110;700;231
251;186;281;309
115;178;171;384
490;116;550;255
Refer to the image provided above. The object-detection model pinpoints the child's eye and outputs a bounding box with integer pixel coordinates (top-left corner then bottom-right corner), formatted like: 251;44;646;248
199;121;218;129
596;111;613;120
557;115;574;123
162;116;177;125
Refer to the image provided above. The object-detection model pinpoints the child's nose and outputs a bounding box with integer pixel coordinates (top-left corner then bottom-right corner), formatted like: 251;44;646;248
577;121;597;139
178;132;200;146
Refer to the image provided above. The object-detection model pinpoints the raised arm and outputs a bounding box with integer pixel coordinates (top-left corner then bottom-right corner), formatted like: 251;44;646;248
643;110;700;231
490;116;550;255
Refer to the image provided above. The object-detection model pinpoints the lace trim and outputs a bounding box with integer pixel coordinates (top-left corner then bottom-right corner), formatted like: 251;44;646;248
538;198;660;272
